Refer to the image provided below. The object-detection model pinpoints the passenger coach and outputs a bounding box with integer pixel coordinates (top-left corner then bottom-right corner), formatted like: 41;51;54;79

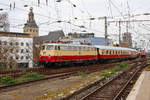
40;43;138;67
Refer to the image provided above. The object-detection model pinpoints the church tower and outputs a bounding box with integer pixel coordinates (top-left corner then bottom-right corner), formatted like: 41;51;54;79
23;7;39;37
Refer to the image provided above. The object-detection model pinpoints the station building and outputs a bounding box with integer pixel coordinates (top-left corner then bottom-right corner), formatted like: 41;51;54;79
60;32;112;45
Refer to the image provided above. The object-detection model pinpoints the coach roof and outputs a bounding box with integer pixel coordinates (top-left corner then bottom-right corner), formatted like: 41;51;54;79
95;45;137;51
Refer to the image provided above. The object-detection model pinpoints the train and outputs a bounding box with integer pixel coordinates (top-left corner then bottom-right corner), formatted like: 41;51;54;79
39;43;139;67
139;51;146;58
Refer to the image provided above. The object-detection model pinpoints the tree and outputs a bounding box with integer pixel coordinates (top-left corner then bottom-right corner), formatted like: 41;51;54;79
33;38;43;66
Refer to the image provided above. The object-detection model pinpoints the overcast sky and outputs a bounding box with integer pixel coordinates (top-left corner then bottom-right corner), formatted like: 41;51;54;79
1;0;150;48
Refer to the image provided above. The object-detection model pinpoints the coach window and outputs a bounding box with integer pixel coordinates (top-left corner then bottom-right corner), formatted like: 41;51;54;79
106;50;108;55
109;50;111;55
103;50;105;55
58;46;60;50
112;50;114;55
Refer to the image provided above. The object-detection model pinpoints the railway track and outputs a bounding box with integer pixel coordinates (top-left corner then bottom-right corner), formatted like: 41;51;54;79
0;58;144;77
0;58;146;93
0;60;131;91
64;59;148;100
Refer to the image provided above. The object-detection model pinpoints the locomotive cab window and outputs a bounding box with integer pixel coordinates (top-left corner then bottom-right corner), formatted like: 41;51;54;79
41;46;45;50
46;45;54;50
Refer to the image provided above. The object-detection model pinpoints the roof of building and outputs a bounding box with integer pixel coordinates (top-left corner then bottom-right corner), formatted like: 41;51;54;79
0;31;32;38
24;22;38;28
0;31;30;35
33;30;65;44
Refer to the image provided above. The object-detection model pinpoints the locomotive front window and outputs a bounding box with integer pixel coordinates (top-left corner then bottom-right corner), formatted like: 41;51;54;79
41;46;45;50
47;45;54;50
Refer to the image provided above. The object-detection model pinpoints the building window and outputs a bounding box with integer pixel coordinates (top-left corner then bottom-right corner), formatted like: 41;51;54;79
10;42;13;46
30;29;32;32
21;56;24;60
26;49;29;53
26;56;29;60
0;41;1;45
10;49;13;53
10;56;13;59
16;42;19;45
4;41;7;45
16;49;19;53
26;43;29;46
16;56;19;60
21;49;24;53
21;42;24;46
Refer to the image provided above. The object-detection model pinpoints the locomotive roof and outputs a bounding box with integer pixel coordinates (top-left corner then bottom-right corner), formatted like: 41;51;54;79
43;43;137;51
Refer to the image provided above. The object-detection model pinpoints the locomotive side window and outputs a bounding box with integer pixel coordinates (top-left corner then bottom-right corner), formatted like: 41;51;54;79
54;46;57;50
58;46;60;50
47;45;54;50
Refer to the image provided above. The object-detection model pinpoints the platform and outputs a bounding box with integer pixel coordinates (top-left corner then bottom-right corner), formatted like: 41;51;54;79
127;71;150;100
